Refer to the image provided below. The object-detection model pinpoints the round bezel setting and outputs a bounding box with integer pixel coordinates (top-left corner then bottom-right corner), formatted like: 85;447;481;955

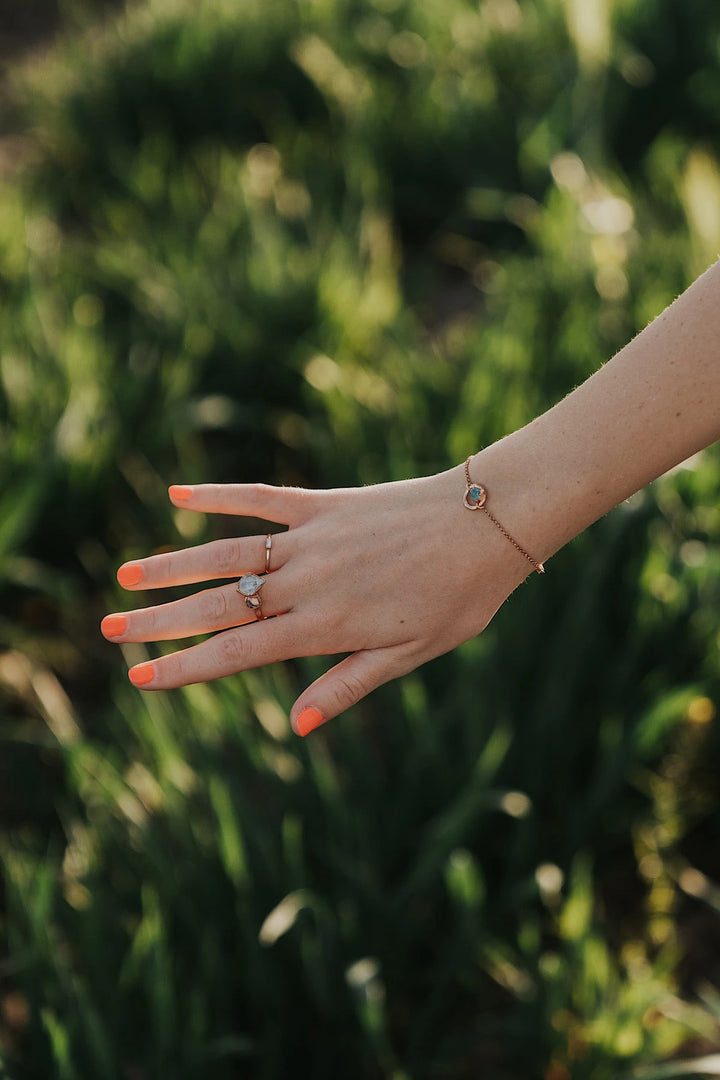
463;483;487;510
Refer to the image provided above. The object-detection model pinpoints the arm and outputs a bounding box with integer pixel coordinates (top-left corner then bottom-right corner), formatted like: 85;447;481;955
475;257;720;568
101;259;720;735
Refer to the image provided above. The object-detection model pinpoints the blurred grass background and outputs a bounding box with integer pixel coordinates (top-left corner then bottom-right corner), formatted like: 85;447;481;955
1;0;720;1076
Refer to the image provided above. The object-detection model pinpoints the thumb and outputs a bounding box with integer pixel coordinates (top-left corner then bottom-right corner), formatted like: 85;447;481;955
290;645;414;736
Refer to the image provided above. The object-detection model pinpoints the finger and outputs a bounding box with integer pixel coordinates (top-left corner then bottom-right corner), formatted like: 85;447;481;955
290;645;417;736
103;572;290;642
117;532;288;590
168;482;318;526
125;612;304;689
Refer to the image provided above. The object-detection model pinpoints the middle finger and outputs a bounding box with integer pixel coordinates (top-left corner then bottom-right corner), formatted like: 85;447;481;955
101;570;291;642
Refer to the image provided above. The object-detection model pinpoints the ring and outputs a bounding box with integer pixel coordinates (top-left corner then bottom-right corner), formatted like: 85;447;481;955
236;572;266;620
265;534;272;574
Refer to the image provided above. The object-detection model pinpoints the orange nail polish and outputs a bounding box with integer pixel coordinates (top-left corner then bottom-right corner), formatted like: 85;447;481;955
169;485;192;501
118;564;143;587
129;662;155;687
101;614;127;638
296;707;325;737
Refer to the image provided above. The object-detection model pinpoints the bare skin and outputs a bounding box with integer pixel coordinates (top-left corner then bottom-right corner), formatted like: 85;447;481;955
102;258;720;735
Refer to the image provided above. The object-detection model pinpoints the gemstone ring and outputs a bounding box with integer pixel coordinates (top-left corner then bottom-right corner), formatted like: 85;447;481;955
236;572;267;620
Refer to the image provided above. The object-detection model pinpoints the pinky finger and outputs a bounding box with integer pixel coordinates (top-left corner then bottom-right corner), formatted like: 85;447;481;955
290;644;417;736
168;482;317;526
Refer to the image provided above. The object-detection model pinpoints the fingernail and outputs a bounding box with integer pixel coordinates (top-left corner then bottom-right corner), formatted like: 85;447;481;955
296;707;325;737
169;485;192;502
101;614;127;638
129;662;155;687
118;564;143;587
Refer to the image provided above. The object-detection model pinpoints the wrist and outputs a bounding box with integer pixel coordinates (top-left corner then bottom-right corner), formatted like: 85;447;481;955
466;429;588;570
430;462;539;598
461;455;546;574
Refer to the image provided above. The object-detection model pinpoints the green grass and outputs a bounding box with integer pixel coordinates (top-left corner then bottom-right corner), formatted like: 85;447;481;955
1;0;720;1076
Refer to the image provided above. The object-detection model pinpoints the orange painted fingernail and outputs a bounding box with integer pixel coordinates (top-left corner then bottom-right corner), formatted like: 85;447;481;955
169;485;192;501
296;707;325;737
118;564;143;587
101;614;127;638
129;662;155;687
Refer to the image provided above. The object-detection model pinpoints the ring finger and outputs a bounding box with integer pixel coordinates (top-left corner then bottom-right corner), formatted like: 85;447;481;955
116;531;288;591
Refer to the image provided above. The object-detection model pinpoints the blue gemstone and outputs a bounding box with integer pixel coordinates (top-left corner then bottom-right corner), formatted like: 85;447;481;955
469;486;482;500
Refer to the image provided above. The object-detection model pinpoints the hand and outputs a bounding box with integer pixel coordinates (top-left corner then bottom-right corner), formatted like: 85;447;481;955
100;464;533;735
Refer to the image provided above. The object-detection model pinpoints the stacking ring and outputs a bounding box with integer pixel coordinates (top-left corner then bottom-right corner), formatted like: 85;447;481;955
237;573;266;620
265;534;272;573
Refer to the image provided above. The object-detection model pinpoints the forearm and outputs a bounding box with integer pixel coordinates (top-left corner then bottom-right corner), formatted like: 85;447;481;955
469;258;720;568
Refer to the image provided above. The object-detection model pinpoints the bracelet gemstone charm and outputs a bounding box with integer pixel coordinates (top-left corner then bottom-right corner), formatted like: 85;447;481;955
462;457;545;575
463;482;487;510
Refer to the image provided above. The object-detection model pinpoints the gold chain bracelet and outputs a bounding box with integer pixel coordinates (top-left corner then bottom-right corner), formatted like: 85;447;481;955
463;457;545;574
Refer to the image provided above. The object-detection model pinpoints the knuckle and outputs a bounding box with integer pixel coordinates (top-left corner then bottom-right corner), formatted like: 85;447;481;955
249;483;276;506
199;588;230;624
214;630;247;669
331;673;367;710
214;539;243;576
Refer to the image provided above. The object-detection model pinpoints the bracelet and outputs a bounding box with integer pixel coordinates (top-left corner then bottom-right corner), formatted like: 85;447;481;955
463;457;545;574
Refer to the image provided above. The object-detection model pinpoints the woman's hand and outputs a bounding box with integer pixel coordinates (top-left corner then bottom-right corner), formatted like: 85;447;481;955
101;463;534;735
101;261;720;734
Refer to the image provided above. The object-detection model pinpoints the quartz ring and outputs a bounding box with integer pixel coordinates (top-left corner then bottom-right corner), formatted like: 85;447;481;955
236;572;266;621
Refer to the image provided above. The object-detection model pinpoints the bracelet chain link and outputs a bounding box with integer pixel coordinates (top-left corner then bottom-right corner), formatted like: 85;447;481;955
463;457;545;575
